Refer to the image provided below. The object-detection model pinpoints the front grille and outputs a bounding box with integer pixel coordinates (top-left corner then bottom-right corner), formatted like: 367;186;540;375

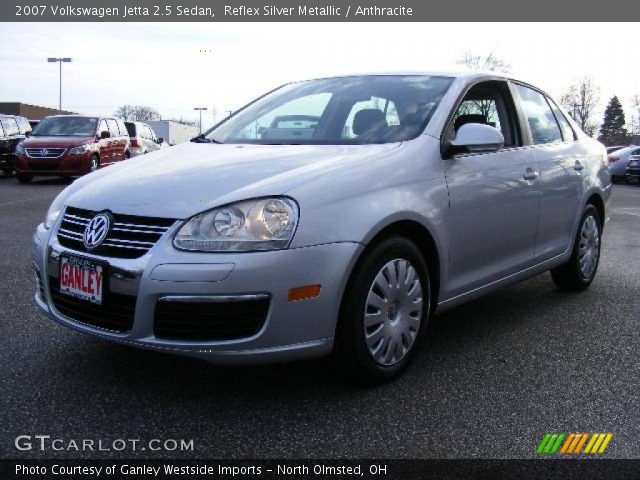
26;148;66;158
57;207;176;259
154;297;270;341
48;276;136;332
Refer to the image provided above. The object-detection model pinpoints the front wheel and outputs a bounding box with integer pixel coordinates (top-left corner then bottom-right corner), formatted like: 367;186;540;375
334;236;430;384
551;205;602;291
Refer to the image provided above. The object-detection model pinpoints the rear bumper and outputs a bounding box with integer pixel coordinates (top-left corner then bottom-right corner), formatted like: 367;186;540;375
625;168;640;179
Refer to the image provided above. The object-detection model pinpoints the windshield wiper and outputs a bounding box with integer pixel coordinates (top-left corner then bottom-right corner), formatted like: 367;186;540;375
191;134;223;144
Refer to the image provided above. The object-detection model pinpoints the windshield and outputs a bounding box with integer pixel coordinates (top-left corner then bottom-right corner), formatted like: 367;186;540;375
205;75;453;145
32;117;98;136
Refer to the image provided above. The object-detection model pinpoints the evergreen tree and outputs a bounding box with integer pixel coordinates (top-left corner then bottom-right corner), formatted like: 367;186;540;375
599;96;627;145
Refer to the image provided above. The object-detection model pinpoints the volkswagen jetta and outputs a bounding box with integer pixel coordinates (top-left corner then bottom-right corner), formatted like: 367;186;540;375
32;73;611;383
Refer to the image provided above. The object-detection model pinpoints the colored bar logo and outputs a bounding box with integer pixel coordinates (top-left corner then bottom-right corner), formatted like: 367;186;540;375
537;433;613;454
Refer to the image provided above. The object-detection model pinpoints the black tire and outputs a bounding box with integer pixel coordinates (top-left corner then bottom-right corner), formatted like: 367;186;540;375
17;173;33;184
124;151;131;160
89;154;99;173
551;205;602;291
3;168;13;176
334;236;430;385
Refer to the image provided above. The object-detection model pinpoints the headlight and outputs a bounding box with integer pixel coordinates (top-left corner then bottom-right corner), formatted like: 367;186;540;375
69;144;88;155
43;186;72;229
174;197;299;252
15;144;24;154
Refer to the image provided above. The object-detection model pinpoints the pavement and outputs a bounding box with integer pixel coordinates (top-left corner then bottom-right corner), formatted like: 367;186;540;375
1;175;638;460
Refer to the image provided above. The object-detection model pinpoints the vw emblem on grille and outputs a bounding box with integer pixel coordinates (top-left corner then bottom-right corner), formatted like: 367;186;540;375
41;148;48;157
83;213;111;249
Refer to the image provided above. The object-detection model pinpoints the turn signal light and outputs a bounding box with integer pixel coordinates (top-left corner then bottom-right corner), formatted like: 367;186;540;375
288;284;321;302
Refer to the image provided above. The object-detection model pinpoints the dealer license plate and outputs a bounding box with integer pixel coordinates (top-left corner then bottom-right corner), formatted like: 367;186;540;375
59;255;104;304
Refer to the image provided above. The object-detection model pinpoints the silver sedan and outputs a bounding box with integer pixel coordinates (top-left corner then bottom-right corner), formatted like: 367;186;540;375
33;72;611;383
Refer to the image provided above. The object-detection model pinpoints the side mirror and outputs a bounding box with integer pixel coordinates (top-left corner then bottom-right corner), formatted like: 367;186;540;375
443;123;504;159
156;137;164;144
25;131;31;137
100;130;111;139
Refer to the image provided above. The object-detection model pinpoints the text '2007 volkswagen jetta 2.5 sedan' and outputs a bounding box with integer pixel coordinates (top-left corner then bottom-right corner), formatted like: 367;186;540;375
33;73;611;383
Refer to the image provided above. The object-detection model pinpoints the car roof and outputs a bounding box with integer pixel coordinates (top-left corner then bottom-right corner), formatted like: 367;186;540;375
610;145;637;155
302;70;512;82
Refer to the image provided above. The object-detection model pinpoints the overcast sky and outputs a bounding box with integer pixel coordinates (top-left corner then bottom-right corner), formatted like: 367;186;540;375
1;22;638;130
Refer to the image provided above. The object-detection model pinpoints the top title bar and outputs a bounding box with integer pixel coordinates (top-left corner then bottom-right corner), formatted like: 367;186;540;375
1;0;639;22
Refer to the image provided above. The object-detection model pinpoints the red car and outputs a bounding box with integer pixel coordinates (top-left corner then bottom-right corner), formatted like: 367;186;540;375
15;115;130;183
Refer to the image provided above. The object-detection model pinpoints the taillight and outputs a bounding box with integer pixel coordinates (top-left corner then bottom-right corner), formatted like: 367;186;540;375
608;156;619;163
130;138;140;148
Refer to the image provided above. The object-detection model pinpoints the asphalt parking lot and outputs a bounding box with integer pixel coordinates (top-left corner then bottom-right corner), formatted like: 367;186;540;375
1;176;639;460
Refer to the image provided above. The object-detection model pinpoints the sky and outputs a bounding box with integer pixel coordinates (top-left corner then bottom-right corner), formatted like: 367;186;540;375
1;22;639;131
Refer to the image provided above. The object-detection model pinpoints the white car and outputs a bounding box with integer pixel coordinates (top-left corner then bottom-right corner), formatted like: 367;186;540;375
607;145;639;181
124;121;166;157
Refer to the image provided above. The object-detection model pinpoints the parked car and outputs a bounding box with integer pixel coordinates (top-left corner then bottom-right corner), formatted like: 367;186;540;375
261;115;320;140
15;115;130;183
607;145;639;182
625;153;640;184
124;121;165;157
605;145;626;154
32;73;611;383
0;114;31;176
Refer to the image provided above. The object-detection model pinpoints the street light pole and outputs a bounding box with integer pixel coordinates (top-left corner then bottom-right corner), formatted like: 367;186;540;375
194;107;208;134
47;57;72;114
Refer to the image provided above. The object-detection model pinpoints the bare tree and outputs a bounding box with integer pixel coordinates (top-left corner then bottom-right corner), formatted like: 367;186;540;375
114;105;160;122
458;51;511;73
629;95;640;137
559;78;600;137
456;51;510;124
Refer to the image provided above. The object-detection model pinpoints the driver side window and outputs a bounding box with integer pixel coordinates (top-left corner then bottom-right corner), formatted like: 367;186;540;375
451;81;519;148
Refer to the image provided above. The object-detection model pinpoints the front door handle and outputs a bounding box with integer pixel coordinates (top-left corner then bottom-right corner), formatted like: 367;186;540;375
523;168;539;181
574;160;584;171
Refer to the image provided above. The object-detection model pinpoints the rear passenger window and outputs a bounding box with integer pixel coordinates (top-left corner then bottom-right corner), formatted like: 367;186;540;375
515;85;562;145
548;99;575;142
106;119;120;137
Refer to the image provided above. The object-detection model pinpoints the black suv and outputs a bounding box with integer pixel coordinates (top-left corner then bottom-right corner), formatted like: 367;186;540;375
0;114;32;176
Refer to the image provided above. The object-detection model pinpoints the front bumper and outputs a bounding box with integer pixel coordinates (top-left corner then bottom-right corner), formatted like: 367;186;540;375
16;151;91;176
32;222;362;363
625;168;640;180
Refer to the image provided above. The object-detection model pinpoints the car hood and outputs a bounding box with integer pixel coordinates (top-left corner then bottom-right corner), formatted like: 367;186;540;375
22;136;95;148
65;142;400;219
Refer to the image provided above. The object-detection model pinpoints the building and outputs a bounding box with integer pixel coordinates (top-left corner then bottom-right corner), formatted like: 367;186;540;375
0;102;76;120
147;120;199;145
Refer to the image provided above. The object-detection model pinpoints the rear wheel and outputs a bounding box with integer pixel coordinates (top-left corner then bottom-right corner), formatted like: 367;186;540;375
551;205;601;291
334;236;430;384
17;173;33;184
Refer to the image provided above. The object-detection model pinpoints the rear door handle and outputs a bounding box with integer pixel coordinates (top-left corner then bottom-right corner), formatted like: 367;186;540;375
523;168;539;181
574;160;584;171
